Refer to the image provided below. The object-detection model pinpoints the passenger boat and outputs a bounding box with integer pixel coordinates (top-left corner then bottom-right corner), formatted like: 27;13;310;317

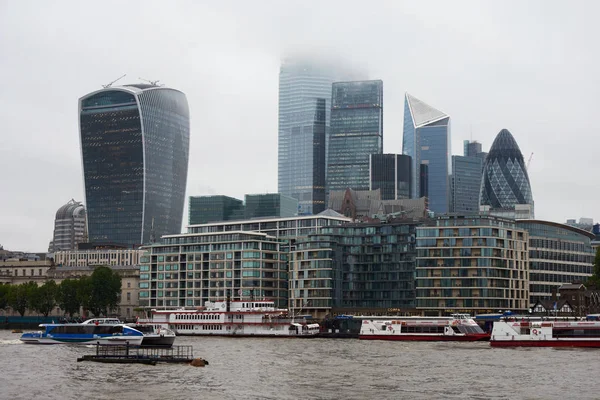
141;299;320;337
127;323;176;347
490;318;600;347
359;314;490;341
19;318;144;345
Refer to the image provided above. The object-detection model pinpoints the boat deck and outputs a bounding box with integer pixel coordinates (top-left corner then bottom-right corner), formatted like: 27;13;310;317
77;344;203;365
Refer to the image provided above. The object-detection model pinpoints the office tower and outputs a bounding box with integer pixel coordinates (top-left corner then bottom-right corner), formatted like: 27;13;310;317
79;83;190;246
278;60;337;215
464;140;482;157
188;196;245;225
244;193;298;219
402;93;450;214
451;155;483;214
480;129;534;219
327;80;383;193
419;164;429;199
48;199;87;252
369;154;412;200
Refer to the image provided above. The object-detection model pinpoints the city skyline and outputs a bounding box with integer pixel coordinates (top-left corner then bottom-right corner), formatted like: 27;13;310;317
1;1;599;251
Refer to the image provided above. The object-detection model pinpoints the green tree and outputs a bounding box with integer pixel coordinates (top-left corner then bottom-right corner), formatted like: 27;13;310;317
87;267;122;316
7;282;38;316
77;276;93;317
0;284;9;310
32;280;58;317
57;279;82;317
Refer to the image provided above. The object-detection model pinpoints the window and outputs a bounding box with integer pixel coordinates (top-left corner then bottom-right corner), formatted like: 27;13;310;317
127;282;131;288
127;292;131;301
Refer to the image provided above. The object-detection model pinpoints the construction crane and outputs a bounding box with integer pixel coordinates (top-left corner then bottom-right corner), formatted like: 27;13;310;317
139;77;162;86
526;152;534;170
102;74;126;88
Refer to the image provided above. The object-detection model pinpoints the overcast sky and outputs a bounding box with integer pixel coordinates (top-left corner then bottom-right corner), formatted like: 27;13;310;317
1;0;598;252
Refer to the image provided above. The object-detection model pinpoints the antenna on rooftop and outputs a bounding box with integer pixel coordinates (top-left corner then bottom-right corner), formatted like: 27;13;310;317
102;74;126;88
139;77;162;86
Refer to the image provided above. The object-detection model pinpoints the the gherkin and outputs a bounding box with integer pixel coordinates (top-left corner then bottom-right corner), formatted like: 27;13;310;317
480;129;534;215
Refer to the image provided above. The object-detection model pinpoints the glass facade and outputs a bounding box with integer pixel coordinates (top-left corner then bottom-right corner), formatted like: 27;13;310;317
416;215;530;314
451;155;483;214
516;220;594;306
278;61;336;215
80;85;190;246
244;193;298;219
290;221;419;318
327;80;383;193
402;94;450;214
369;154;411;200
188;196;244;225
480;129;533;215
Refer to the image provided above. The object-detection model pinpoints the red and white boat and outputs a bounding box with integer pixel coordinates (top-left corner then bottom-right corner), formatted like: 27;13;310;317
359;314;490;341
490;319;600;347
140;299;320;338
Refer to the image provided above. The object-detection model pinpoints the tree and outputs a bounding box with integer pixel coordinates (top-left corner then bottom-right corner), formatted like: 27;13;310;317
32;280;58;317
0;284;9;310
7;282;37;316
57;279;82;317
87;267;122;317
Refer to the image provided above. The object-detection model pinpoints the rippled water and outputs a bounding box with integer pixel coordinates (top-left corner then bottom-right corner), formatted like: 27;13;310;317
0;330;597;400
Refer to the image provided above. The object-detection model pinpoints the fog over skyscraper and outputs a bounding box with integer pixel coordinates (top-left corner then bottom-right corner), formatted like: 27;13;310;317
79;83;190;246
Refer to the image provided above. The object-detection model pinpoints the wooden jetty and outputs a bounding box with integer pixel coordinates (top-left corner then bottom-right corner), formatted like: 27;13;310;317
77;344;208;366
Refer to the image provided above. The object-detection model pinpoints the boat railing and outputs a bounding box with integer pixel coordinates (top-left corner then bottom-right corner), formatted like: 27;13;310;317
95;344;194;360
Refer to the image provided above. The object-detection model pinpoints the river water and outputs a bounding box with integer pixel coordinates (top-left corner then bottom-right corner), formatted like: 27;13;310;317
0;330;597;400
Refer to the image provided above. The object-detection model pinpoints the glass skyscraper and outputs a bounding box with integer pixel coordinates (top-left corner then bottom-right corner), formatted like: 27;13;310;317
278;60;336;215
451;155;483;214
480;129;534;218
79;84;190;247
402;93;450;214
327;80;383;193
369;154;411;200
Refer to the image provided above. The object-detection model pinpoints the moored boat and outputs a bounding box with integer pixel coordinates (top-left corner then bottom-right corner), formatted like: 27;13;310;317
127;323;176;347
359;314;490;341
19;318;144;346
141;298;320;338
490;318;600;348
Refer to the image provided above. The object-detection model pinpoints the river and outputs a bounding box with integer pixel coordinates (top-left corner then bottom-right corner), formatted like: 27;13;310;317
0;330;596;400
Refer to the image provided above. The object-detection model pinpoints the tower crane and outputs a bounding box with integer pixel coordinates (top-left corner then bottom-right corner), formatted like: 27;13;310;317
102;74;126;88
139;77;162;86
526;152;534;171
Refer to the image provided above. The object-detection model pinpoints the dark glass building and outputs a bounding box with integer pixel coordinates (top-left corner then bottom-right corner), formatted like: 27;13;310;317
244;193;298;219
327;80;383;193
278;60;336;215
480;129;534;218
402;93;450;214
188;195;245;225
369;154;411;200
451;155;483;214
79;84;190;246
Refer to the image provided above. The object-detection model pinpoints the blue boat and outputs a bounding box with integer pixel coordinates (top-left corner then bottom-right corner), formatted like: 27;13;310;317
20;318;144;346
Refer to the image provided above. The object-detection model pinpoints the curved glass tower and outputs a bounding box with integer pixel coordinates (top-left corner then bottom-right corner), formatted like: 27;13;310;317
79;84;190;246
480;129;533;218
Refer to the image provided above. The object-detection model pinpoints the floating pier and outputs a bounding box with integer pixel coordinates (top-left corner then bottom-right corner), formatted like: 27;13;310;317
77;344;208;366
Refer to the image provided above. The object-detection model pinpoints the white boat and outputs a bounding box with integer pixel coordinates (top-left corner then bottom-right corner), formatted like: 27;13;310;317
20;318;144;346
141;299;320;337
359;314;490;341
126;323;176;347
490;318;600;348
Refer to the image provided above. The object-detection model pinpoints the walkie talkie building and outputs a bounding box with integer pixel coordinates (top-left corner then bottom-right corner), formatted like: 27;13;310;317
79;84;190;247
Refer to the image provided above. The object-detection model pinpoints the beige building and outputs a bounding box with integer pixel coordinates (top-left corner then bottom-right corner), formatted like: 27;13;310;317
416;215;530;315
0;260;139;318
52;249;144;267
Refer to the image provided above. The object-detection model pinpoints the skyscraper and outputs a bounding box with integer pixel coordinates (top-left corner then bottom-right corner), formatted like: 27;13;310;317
402;93;451;214
480;129;534;219
463;140;482;157
369;154;411;200
327;80;383;193
278;60;336;215
451;155;483;214
79;84;190;246
48;199;87;252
